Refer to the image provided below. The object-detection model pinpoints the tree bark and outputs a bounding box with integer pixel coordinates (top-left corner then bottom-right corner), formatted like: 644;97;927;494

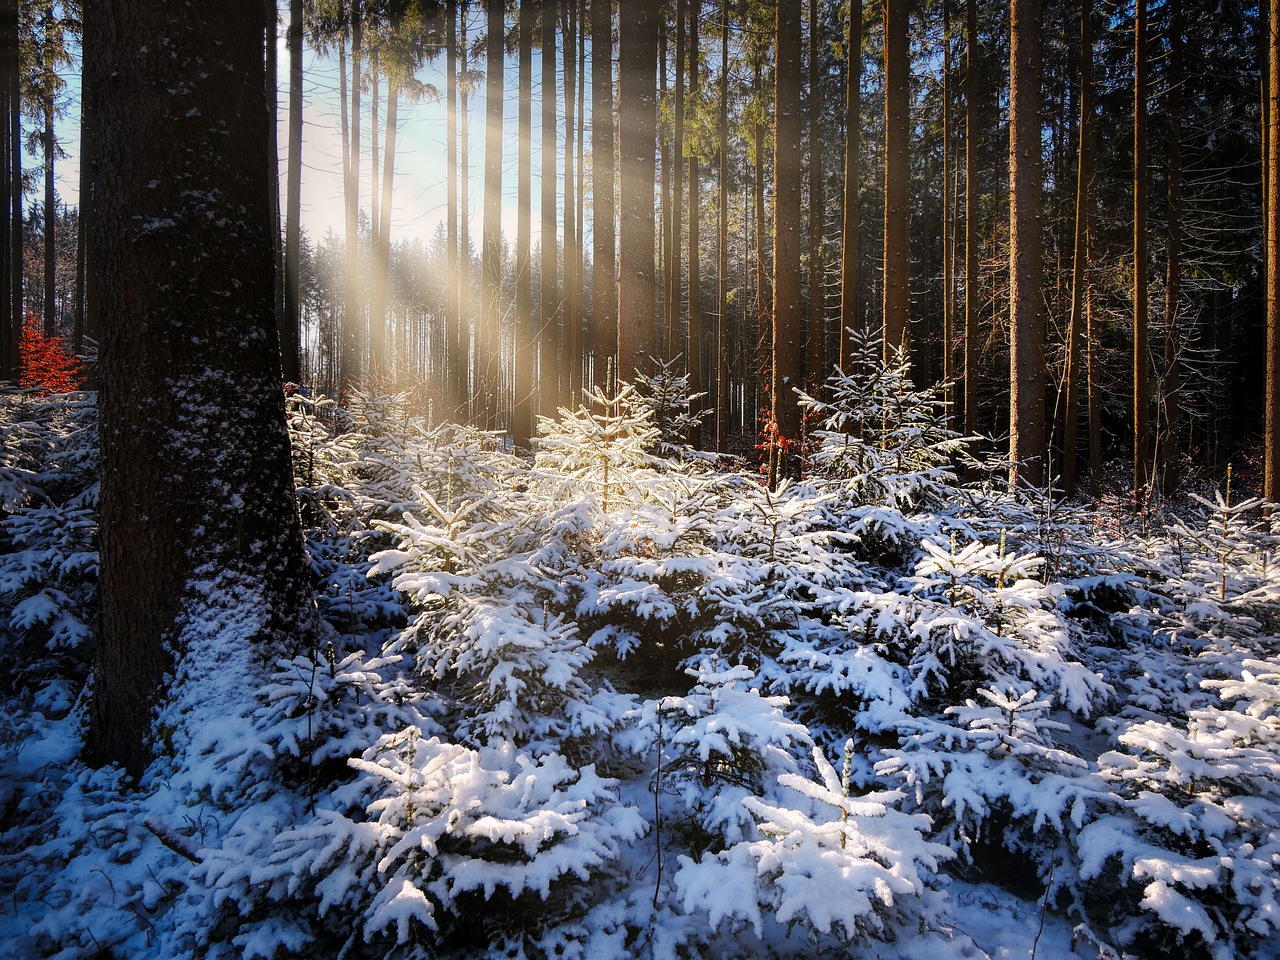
42;1;56;336
1008;0;1045;488
483;0;504;421
1133;0;1150;498
1162;0;1182;498
963;0;978;440
882;0;910;359
514;0;534;446
84;0;315;775
541;0;559;413
941;0;953;413
447;0;463;414
563;0;579;407
839;0;862;369
808;0;824;390
1268;0;1280;501
715;0;729;450
669;0;685;361
774;0;804;480
616;0;658;381
688;4;702;447
590;0;616;390
342;0;363;394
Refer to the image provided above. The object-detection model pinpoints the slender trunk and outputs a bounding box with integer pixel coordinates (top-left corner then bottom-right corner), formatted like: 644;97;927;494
1133;0;1149;498
1161;0;1182;497
370;58;380;247
1009;0;1044;488
963;0;978;440
840;0;862;368
716;0;729;450
563;0;579;407
483;0;504;421
616;0;659;380
883;0;910;359
265;0;284;352
1268;0;1280;500
541;0;560;412
590;0;616;390
372;78;399;377
807;0;824;390
774;0;804;481
659;25;670;360
941;0;953;409
670;0;685;362
447;0;462;414
343;1;363;393
8;0;20;374
1087;270;1101;497
753;64;769;404
688;5;702;447
282;0;303;384
461;2;473;415
43;96;56;335
1063;0;1092;497
577;0;586;376
515;0;534;446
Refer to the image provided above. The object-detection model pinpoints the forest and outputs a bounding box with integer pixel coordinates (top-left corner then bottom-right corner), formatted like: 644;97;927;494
2;0;1280;957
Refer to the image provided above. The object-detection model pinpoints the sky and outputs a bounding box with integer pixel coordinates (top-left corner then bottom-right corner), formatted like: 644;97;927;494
39;9;584;254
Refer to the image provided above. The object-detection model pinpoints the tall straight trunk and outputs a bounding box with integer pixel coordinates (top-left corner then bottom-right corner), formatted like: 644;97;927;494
1133;0;1149;498
1063;0;1093;497
1268;0;1280;501
8;0;20;374
616;0;659;380
590;0;616;390
753;63;769;393
515;0;534;446
461;2;473;414
941;0;953;408
447;0;462;413
882;0;910;359
265;0;284;349
963;0;978;439
370;58;380;246
715;0;729;450
0;0;12;380
1161;0;1182;497
483;0;504;421
774;0;804;481
371;78;399;376
541;0;560;413
807;0;824;389
1088;279;1101;495
43;93;56;335
563;0;579;407
840;0;862;368
1009;0;1044;487
688;5;702;447
342;1;363;393
282;0;303;384
669;0;685;360
659;25;670;357
577;0;586;357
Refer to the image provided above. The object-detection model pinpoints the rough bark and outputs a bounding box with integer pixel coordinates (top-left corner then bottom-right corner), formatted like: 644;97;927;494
514;0;534;446
84;0;315;774
839;0;862;369
882;0;910;359
963;0;978;440
808;0;824;389
1162;0;1182;497
688;4;702;447
774;0;804;479
563;0;579;406
669;0;685;361
1133;0;1150;497
1008;0;1045;488
282;0;303;384
483;0;504;419
590;0;616;389
1268;0;1280;501
715;0;729;450
1063;0;1092;497
541;0;559;413
616;0;658;381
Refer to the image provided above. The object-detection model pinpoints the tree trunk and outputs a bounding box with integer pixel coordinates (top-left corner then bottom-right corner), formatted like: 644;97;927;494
281;0;303;384
1062;0;1092;498
447;0;462;415
839;0;862;369
42;1;56;335
370;77;399;378
7;0;20;379
514;0;534;446
541;0;559;413
84;0;315;775
688;4;702;447
483;0;504;421
1008;0;1044;488
1133;0;1150;498
715;0;729;450
963;0;978;440
616;0;658;381
342;0;363;394
882;0;910;359
563;0;579;407
590;0;616;390
753;64;769;409
1268;0;1280;501
460;3;473;415
808;0;824;390
774;0;804;481
669;0;685;361
1161;0;1182;498
265;0;284;352
941;0;953;413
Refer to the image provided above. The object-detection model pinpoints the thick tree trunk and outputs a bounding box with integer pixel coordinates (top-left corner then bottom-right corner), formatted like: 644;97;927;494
839;0;862;369
1008;0;1045;488
541;0;560;413
514;0;534;446
590;0;616;390
715;0;729;450
753;65;769;409
963;0;978;440
688;5;702;447
1063;0;1093;498
84;0;315;775
808;0;824;390
1162;0;1182;498
265;0;284;352
281;0;303;384
483;0;504;421
882;0;910;359
774;0;804;481
1133;0;1150;498
616;0;658;381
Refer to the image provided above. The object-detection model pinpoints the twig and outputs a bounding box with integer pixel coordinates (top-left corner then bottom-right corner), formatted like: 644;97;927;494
142;817;202;864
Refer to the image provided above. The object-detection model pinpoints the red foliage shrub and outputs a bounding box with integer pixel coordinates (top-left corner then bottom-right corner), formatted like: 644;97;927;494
19;313;84;395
